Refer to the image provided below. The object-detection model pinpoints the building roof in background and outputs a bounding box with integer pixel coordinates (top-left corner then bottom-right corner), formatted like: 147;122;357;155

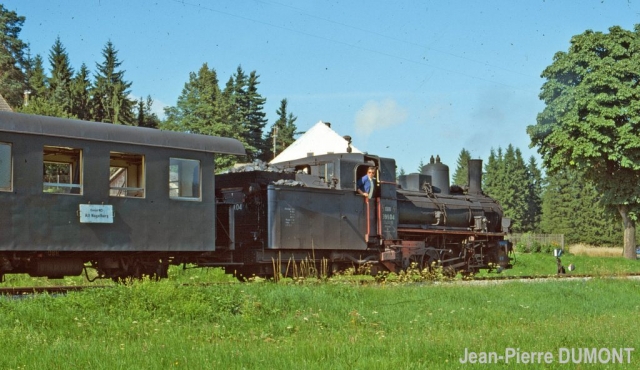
270;121;361;164
0;94;12;112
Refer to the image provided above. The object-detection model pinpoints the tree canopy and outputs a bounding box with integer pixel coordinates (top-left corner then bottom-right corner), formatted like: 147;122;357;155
0;5;29;107
540;168;621;246
527;25;640;259
264;98;298;161
483;145;531;233
91;41;134;124
452;148;471;186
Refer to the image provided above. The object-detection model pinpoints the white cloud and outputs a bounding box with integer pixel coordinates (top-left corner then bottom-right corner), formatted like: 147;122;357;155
150;98;168;120
129;94;168;120
354;99;408;136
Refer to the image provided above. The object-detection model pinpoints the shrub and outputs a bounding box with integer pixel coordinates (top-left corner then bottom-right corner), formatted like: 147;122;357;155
530;241;542;253
540;243;553;254
515;242;528;253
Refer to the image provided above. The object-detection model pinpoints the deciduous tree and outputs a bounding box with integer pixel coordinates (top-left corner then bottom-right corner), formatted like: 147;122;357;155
528;25;640;259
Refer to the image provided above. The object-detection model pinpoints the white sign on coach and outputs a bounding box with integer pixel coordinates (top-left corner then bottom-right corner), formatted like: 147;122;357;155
79;204;114;224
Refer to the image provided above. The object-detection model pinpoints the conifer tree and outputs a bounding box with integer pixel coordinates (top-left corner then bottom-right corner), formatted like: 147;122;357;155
0;5;29;107
21;52;72;118
69;64;91;120
228;66;268;161
501;146;529;232
265;99;297;160
541;168;620;245
483;148;503;198
540;168;575;239
452;148;471;186
417;158;425;174
163;63;241;169
484;146;536;233
91;41;134;124
522;156;543;232
243;71;268;160
136;95;160;129
48;37;74;112
26;54;47;98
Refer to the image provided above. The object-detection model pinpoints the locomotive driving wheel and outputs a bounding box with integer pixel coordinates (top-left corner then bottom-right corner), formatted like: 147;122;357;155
440;250;457;277
407;253;425;270
424;247;441;270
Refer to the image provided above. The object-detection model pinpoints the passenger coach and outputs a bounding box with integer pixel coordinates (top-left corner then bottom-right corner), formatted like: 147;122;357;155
0;112;245;281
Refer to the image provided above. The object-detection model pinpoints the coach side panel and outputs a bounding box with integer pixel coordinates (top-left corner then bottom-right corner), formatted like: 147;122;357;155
0;132;216;252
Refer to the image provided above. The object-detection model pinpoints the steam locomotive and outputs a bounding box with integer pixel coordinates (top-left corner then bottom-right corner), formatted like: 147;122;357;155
0;112;511;281
214;153;513;278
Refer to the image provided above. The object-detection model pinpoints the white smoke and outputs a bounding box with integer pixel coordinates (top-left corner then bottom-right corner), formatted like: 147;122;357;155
354;99;408;136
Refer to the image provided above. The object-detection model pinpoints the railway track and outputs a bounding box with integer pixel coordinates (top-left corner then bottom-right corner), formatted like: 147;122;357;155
0;285;106;296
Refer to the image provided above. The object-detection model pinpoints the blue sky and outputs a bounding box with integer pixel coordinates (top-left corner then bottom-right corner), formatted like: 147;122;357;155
8;0;640;171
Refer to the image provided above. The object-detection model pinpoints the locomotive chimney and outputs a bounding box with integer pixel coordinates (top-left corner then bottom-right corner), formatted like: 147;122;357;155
468;159;483;195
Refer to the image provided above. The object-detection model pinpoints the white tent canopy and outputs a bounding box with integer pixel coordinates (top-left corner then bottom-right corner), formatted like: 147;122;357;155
270;121;361;164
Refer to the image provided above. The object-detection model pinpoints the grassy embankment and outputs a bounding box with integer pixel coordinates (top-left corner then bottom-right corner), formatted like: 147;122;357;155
475;247;640;278
1;277;639;369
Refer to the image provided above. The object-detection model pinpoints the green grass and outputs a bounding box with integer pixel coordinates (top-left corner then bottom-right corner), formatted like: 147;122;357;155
2;252;639;287
0;264;236;287
1;278;639;369
475;252;640;278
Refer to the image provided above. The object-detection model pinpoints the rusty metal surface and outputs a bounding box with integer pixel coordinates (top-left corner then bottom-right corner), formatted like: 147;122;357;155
396;228;506;236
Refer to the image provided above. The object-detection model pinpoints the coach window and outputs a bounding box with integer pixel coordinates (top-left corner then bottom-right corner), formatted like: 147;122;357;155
169;158;200;200
43;146;82;194
110;152;145;198
0;142;11;191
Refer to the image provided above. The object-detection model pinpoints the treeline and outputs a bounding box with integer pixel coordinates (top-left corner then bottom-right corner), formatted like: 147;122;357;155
0;6;296;168
450;146;622;246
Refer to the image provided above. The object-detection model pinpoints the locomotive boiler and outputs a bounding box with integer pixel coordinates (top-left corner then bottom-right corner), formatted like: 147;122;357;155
214;153;513;278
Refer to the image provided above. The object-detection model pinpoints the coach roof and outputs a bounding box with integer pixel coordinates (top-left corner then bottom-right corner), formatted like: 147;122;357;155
0;111;245;155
